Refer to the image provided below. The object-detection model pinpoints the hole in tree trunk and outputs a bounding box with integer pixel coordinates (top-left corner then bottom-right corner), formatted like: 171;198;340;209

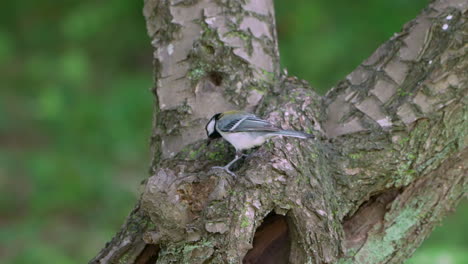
208;71;223;86
243;212;291;264
342;188;402;250
135;244;160;264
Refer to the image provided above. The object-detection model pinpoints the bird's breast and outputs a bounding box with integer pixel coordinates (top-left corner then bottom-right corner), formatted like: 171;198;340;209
220;132;268;151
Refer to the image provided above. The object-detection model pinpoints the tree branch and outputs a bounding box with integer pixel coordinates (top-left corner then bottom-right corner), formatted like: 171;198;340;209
91;0;467;263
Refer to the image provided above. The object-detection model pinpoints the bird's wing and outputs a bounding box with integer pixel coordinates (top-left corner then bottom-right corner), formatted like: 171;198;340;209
219;116;280;133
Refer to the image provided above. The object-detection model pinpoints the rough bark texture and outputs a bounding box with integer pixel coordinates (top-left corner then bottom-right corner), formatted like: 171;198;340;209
145;0;279;159
90;0;467;263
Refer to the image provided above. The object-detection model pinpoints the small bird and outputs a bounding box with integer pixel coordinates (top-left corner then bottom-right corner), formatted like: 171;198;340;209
205;110;313;176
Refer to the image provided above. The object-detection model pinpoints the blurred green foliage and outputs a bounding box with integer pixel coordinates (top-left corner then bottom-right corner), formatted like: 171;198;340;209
276;0;431;93
1;0;153;262
0;0;465;263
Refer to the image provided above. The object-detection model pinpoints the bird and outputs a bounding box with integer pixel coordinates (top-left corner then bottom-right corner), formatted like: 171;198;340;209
205;110;314;176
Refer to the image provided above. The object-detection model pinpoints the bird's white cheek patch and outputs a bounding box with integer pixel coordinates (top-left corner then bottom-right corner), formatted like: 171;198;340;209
207;119;216;135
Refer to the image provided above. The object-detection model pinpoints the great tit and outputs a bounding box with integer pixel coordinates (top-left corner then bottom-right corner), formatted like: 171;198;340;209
205;110;313;176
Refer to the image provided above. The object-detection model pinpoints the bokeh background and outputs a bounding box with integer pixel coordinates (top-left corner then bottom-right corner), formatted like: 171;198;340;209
0;0;466;263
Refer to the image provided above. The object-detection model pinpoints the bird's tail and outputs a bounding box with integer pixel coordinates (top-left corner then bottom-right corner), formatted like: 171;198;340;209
272;130;314;139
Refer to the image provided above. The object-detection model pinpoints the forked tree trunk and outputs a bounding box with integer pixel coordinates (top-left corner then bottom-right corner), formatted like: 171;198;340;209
91;0;467;263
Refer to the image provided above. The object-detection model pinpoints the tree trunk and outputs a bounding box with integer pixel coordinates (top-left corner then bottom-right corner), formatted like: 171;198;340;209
90;0;467;263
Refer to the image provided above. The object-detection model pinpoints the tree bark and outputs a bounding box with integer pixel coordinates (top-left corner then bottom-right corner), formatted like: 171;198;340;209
90;0;467;263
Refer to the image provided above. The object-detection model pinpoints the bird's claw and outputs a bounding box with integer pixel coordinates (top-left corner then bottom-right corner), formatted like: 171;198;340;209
211;166;237;177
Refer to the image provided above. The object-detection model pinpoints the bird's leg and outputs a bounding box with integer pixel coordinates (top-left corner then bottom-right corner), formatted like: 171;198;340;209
241;146;260;159
212;151;244;177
